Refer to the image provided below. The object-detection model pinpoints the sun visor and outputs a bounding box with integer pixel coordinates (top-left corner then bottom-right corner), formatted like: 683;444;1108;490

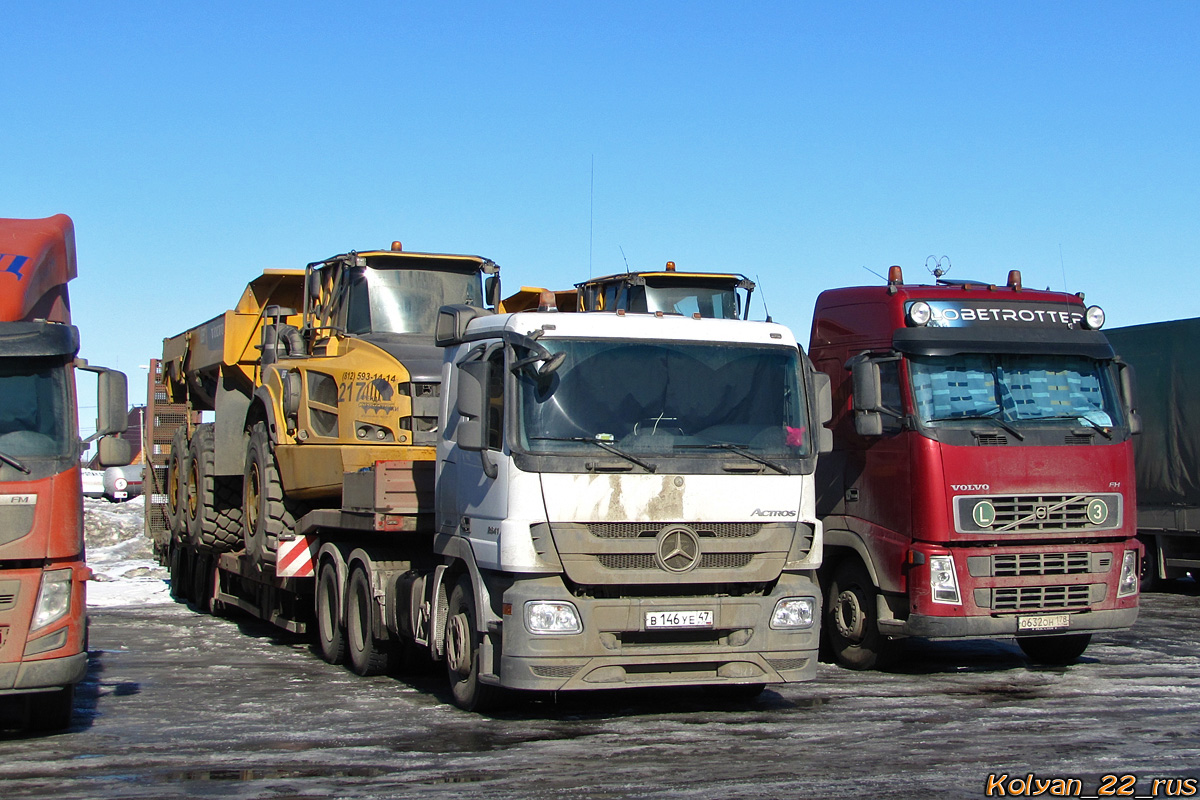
0;321;80;358
893;326;1114;358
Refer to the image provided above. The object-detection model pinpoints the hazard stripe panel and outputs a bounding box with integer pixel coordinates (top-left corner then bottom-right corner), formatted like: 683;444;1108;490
276;536;316;578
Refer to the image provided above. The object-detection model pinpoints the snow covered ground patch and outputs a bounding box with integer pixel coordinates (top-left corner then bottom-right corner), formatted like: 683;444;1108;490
84;495;172;608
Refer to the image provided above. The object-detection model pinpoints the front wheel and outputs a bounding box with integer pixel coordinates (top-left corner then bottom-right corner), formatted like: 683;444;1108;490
825;559;900;670
29;685;75;731
445;576;502;712
242;422;298;569
1018;633;1092;665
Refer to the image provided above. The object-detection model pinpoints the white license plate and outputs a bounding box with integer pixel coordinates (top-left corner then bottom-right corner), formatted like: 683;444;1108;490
1018;614;1070;632
646;610;714;629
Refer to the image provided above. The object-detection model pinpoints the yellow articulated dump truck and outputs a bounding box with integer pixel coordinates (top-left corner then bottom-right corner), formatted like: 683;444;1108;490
150;242;498;607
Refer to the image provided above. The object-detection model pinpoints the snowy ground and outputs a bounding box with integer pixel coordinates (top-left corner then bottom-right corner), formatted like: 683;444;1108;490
84;496;172;608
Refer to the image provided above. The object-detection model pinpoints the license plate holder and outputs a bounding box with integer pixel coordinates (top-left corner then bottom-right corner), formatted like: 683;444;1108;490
1017;613;1070;632
645;610;714;629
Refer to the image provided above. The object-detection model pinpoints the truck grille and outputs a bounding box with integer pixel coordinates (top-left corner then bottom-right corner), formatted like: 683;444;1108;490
954;493;1122;534
596;553;755;570
586;522;762;539
993;552;1092;576
992;584;1091;611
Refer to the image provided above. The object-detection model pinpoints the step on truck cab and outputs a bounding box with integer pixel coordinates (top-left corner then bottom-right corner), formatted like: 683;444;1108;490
0;214;130;729
809;266;1141;669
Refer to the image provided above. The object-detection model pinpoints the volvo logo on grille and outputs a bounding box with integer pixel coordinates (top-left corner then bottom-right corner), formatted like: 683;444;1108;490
655;525;701;573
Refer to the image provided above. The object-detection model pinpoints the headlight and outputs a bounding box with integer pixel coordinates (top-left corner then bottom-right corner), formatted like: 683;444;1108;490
770;597;816;630
907;301;932;327
524;601;582;634
32;568;73;630
929;555;961;605
1117;550;1139;598
1084;305;1105;330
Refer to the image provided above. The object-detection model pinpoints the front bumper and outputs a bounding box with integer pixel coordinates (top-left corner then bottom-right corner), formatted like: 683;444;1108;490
902;606;1139;639
495;571;821;692
0;651;88;696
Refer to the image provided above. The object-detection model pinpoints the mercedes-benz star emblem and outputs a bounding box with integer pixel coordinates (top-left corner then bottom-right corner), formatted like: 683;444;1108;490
655;526;701;573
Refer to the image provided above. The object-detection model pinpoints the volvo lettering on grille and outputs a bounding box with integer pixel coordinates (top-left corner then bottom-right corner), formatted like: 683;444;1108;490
655;526;701;573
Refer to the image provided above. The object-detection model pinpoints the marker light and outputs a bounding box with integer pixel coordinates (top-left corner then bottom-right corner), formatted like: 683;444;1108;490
524;601;582;634
1084;305;1105;330
32;568;73;630
1117;550;1139;598
907;301;932;327
770;597;816;630
928;555;961;605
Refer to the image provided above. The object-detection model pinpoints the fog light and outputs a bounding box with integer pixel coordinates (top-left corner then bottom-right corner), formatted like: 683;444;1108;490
32;568;73;630
524;601;582;634
929;555;961;605
1117;550;1139;597
770;597;816;629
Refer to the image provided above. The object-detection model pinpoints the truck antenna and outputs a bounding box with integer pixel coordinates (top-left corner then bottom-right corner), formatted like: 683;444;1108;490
619;246;630;271
862;265;887;282
589;155;594;278
926;255;951;280
755;273;773;323
1058;243;1068;292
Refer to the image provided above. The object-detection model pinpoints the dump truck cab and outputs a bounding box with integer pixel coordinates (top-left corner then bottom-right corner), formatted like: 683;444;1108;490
573;262;755;319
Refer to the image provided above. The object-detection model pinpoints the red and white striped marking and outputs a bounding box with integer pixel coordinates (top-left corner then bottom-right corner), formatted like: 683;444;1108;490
276;536;316;578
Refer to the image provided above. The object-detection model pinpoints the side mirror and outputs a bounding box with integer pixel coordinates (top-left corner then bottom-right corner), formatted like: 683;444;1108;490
855;412;884;437
75;364;129;442
1118;360;1142;435
98;436;133;468
812;371;834;453
307;268;323;301
456;359;487;452
436;304;491;347
485;275;501;309
851;360;882;412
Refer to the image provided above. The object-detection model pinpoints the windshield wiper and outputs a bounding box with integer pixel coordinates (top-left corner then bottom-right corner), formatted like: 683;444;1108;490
530;436;656;473
675;443;791;475
0;450;31;474
1023;414;1114;440
926;409;1025;441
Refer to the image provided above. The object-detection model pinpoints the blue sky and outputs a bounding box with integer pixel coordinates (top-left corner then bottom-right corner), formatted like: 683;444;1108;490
4;2;1199;421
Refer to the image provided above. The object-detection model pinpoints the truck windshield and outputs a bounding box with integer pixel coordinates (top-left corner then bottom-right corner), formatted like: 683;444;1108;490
909;354;1123;429
635;281;740;319
517;339;811;458
348;268;483;336
0;360;73;459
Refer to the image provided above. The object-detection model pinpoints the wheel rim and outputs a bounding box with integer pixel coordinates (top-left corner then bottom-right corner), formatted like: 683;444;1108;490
188;460;199;518
834;588;866;642
446;613;471;677
246;462;261;534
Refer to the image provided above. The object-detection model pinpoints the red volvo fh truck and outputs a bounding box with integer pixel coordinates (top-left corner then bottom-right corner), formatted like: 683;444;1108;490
809;266;1141;669
0;214;129;729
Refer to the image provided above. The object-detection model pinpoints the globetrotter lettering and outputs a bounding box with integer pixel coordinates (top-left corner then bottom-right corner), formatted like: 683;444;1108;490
750;508;797;517
917;301;1086;329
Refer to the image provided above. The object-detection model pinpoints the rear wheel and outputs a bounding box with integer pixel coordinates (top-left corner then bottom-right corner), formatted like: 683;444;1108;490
825;559;900;670
316;562;346;665
1018;633;1092;665
242;422;298;569
188;424;242;552
164;427;189;537
445;576;502;712
190;551;216;614
346;567;390;676
168;543;190;602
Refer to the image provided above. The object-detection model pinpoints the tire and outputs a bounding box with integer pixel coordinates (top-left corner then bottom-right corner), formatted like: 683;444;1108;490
346;567;391;676
29;685;75;731
168;543;190;603
316;562;346;665
1017;633;1092;665
445;575;502;712
825;559;900;670
165;427;189;538
190;551;213;614
242;421;299;569
188;424;242;552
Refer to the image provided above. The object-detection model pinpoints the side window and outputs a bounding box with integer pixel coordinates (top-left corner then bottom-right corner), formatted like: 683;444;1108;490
485;347;504;450
345;272;370;334
602;283;619;312
878;360;903;434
